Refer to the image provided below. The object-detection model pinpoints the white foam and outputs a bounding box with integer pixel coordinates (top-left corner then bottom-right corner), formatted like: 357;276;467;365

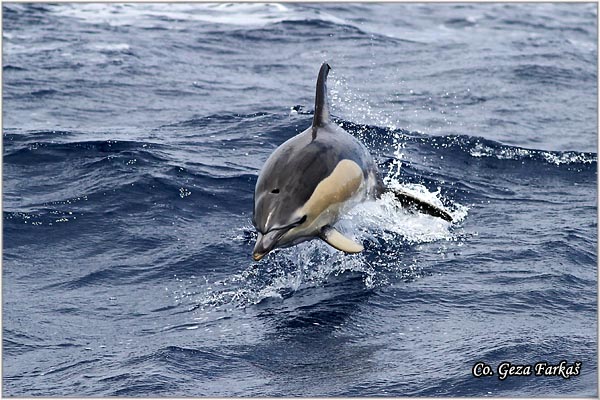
91;43;131;52
469;141;596;165
50;3;348;29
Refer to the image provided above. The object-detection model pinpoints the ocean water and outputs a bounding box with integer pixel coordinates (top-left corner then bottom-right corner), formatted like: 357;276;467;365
2;3;597;397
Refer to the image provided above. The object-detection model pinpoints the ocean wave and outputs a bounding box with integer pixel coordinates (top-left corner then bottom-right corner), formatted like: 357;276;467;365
331;119;597;168
47;3;348;29
3;64;28;71
160;112;271;129
460;137;596;165
512;63;596;86
3;139;166;164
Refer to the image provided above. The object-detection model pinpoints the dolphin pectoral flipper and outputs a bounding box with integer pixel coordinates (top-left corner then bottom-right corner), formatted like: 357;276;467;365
320;225;364;253
391;189;453;222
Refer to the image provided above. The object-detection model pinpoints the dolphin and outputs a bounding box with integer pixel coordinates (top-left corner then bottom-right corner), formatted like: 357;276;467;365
252;63;452;261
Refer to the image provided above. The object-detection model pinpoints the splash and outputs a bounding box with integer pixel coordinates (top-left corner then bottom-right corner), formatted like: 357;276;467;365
330;75;400;131
179;151;468;310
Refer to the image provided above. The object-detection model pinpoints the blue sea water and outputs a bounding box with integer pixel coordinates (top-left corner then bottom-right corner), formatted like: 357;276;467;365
2;3;598;397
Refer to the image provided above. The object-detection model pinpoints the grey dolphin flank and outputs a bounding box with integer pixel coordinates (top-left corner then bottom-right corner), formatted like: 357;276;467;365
252;63;452;261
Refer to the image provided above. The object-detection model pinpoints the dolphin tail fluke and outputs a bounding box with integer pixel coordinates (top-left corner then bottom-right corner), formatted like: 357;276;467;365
391;189;453;222
320;225;364;253
312;62;331;128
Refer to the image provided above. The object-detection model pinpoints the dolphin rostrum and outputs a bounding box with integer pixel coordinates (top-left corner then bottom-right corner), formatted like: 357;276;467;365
252;63;452;261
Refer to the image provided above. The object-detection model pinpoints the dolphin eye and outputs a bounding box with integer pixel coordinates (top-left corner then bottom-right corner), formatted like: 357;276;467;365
271;188;280;194
298;215;307;224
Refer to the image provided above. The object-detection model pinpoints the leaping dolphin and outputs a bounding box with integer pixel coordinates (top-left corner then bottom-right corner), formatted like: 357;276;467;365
252;63;452;261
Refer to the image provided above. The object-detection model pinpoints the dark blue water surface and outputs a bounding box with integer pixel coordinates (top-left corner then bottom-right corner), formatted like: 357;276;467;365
3;3;598;397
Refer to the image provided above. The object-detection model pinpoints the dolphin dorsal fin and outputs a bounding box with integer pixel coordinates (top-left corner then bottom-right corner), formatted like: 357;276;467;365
312;63;331;128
